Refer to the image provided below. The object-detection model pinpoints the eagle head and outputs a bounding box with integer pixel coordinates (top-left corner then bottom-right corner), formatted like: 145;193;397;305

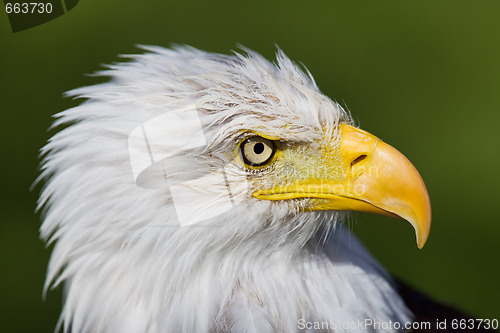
39;46;431;332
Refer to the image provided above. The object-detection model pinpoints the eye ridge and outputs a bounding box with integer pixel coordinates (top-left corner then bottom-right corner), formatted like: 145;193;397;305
240;136;276;167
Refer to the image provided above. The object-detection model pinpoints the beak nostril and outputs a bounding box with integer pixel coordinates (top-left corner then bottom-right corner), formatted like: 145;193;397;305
351;154;367;167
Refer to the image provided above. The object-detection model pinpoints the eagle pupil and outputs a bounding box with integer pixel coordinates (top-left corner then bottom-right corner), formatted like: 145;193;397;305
254;142;265;154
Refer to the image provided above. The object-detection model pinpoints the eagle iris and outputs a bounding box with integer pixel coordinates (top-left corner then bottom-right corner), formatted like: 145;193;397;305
240;137;276;167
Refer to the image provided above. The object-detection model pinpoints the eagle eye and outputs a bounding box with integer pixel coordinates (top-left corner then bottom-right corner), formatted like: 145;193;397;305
239;136;276;167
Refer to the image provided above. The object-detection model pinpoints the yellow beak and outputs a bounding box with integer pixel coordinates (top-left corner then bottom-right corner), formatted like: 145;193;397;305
253;124;431;249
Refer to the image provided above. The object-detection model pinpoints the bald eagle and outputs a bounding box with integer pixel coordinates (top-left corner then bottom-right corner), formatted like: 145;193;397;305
39;46;476;332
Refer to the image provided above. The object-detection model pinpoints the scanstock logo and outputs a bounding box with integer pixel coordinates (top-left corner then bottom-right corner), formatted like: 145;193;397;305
128;105;249;227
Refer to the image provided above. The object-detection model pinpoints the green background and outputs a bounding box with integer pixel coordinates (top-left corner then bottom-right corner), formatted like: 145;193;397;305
1;1;499;331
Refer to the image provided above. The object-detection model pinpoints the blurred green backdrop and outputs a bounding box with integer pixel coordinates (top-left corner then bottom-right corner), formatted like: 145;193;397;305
1;1;499;331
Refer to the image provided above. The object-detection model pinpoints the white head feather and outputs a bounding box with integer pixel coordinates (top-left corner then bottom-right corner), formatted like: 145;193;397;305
39;46;411;332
